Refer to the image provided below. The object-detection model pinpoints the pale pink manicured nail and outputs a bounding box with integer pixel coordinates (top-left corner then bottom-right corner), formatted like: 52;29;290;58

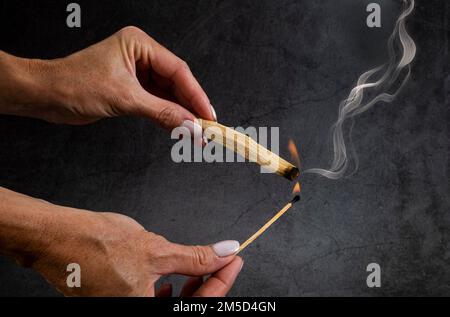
181;120;203;147
240;260;244;272
210;104;218;121
212;240;240;257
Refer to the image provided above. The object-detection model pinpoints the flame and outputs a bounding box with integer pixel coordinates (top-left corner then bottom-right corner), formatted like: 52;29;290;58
288;140;302;195
288;139;301;170
292;182;301;195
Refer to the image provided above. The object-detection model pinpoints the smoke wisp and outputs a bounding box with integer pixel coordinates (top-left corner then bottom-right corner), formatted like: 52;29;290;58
305;0;416;179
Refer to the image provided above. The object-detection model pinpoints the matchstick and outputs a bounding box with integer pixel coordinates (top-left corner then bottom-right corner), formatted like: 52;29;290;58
198;119;299;181
237;196;300;254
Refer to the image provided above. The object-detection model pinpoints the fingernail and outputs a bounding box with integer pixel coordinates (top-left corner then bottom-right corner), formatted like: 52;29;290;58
240;260;244;272
181;120;203;147
212;240;240;257
210;104;218;121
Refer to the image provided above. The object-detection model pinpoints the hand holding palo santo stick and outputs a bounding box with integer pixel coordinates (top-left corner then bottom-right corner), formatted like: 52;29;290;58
198;119;299;181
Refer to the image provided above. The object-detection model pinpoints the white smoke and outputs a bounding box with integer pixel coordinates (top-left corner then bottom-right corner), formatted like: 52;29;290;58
305;0;416;179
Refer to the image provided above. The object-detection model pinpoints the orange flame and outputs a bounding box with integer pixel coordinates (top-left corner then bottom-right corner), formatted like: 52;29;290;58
288;140;302;196
292;182;301;195
288;139;301;170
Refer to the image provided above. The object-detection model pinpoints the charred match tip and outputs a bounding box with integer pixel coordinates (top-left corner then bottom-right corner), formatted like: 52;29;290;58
291;195;301;204
284;167;300;181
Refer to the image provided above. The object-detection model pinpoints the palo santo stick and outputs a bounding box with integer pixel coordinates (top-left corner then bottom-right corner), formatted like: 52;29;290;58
198;119;299;181
237;196;300;254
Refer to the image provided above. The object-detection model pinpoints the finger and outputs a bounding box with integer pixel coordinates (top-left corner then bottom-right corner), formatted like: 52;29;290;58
193;257;243;297
142;37;214;121
133;88;205;146
180;277;203;297
155;240;240;277
156;283;173;297
133;88;196;130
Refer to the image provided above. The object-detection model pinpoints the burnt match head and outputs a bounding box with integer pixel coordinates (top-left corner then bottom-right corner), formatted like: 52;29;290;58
291;195;301;204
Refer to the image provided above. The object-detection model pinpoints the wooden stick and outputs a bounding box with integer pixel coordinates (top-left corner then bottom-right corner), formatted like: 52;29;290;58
237;198;297;254
198;119;299;181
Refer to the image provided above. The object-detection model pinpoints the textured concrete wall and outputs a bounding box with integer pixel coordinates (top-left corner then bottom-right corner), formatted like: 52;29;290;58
0;0;448;296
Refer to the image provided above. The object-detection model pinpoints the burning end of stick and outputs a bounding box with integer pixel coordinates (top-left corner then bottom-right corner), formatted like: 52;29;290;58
290;143;302;202
284;167;300;182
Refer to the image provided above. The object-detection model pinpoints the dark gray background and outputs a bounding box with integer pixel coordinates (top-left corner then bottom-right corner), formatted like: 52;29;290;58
0;0;448;296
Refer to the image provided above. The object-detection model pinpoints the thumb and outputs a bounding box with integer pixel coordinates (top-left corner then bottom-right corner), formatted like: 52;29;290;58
156;240;240;276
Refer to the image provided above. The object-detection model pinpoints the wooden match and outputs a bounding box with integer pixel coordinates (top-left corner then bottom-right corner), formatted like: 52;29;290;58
198;119;299;181
237;195;300;254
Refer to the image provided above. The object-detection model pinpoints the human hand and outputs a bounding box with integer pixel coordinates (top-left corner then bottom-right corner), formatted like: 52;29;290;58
29;207;241;297
0;26;216;132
